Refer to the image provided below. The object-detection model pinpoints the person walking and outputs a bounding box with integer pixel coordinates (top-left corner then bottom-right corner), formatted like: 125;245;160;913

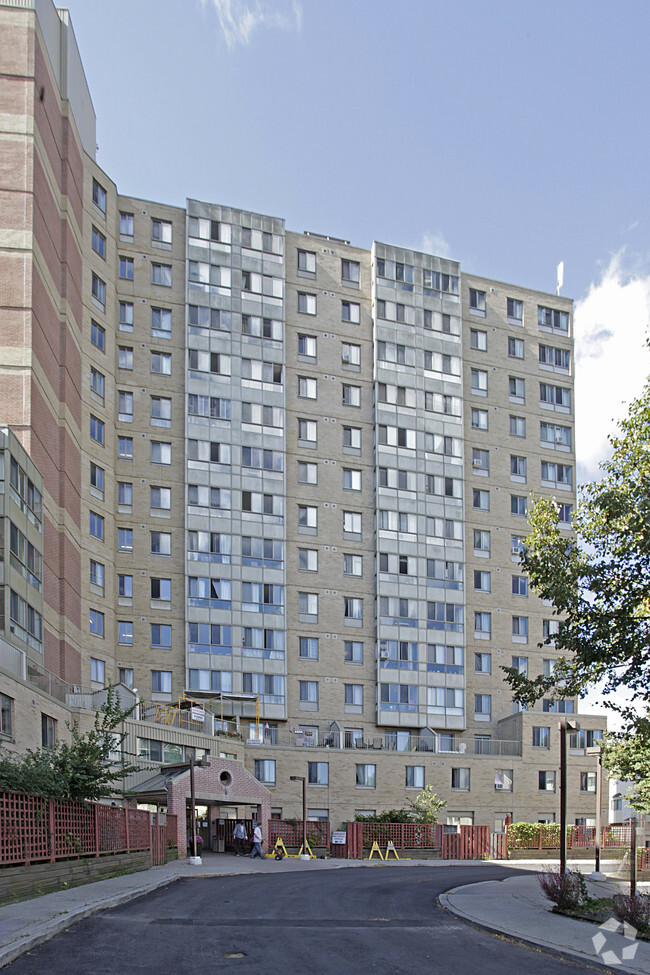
249;823;266;859
233;820;247;856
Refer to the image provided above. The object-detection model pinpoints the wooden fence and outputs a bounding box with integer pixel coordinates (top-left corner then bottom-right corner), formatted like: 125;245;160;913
0;790;176;867
268;819;330;849
506;823;632;851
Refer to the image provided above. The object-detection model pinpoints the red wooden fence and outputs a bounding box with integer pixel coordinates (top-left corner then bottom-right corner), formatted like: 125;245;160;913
0;790;176;867
268;819;330;848
506;823;633;851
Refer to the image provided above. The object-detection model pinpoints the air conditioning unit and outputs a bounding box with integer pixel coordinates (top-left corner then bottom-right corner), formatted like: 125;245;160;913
72;685;81;694
473;459;482;467
379;649;389;660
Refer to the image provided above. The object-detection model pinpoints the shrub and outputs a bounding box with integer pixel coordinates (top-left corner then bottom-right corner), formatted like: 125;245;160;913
612;893;650;933
538;869;585;911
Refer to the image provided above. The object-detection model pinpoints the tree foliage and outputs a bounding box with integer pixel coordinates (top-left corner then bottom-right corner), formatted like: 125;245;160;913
354;787;446;824
602;717;650;813
0;686;141;801
502;374;650;728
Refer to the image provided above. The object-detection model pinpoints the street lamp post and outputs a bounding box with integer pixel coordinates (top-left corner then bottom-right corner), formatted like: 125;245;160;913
290;775;308;859
559;719;579;874
587;745;605;880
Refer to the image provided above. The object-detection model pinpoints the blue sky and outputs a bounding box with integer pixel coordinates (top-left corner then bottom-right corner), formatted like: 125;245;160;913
65;0;650;481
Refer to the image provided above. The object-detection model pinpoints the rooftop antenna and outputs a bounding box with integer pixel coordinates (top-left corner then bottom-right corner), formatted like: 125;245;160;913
556;260;564;296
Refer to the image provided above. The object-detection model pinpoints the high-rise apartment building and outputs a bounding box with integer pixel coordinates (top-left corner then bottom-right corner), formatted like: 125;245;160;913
0;0;606;832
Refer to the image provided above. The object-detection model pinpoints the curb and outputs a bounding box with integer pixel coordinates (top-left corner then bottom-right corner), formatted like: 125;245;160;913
439;890;638;975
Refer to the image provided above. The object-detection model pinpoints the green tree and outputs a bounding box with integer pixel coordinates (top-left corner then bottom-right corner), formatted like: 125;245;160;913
502;374;650;728
408;785;446;824
602;718;650;813
0;686;141;801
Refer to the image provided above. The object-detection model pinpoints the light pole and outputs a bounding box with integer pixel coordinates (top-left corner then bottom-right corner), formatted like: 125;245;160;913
559;719;579;874
189;756;211;863
290;774;309;859
587;745;605;880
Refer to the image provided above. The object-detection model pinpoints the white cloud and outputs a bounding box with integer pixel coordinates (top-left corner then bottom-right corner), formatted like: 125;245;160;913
418;230;452;259
574;251;650;483
203;0;302;48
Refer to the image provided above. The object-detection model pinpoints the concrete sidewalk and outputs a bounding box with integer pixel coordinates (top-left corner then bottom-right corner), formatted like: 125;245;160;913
441;870;650;975
1;854;648;970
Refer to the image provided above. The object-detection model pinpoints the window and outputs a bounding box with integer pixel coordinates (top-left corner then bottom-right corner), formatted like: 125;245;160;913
151;623;172;649
540;422;572;448
510;455;527;479
150;531;171;556
341;343;361;367
151;307;172;337
356;764;376;788
151;396;171;427
345;641;363;664
119;256;134;280
89;608;104;637
91;273;105;310
508;337;524;358
538;305;569;332
119;212;134;237
473;489;489;511
472;448;489;473
510;415;526;437
507;297;523;322
254;760;276;784
297;505;317;531
344;597;363;621
119;668;134;688
118;575;133;598
89;560;104;589
474;652;491;674
92;178;106;214
341;259;360;283
558;503;573;525
470;369;488;395
473;530;490;555
539;771;556;791
151;671;172;694
118;391;133;423
118;621;133;645
541;462;573;487
151;441;171;465
474;613;491;637
344;684;363;708
299;680;318;705
117;436;133;460
512;616;529;640
118;346;133;369
580;772;596;793
474;694;491;717
509;376;525;401
469;289;486;314
343;554;363;577
470;329;487;351
151;351;172;375
533;727;550;748
150;486;171;510
540;383;571;410
298;334;317;358
41;714;57;749
151;578;171;601
472;408;488;430
117;481;133;506
511;656;528;676
296;419;316;446
297;462;317;485
0;694;13;739
342;301;360;323
89;511;104;541
342;384;361;407
299;636;319;659
119;301;134;331
298;592;318;617
298;548;318;572
495;770;514;792
539;344;571;370
90;462;104;496
90;415;104;446
298;292;316;315
297;249;316;273
297;376;317;399
474;570;491;592
406;766;425;789
151;218;172;244
90;320;105;352
512;576;528;597
343;426;361;450
151;263;172;286
543;619;560;641
117;528;133;553
511;495;527;516
92;226;106;259
451;768;470;790
343;511;361;534
342;469;361;491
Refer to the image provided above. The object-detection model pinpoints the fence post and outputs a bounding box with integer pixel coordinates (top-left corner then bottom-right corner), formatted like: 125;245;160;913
124;806;131;854
94;803;100;857
48;797;55;865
